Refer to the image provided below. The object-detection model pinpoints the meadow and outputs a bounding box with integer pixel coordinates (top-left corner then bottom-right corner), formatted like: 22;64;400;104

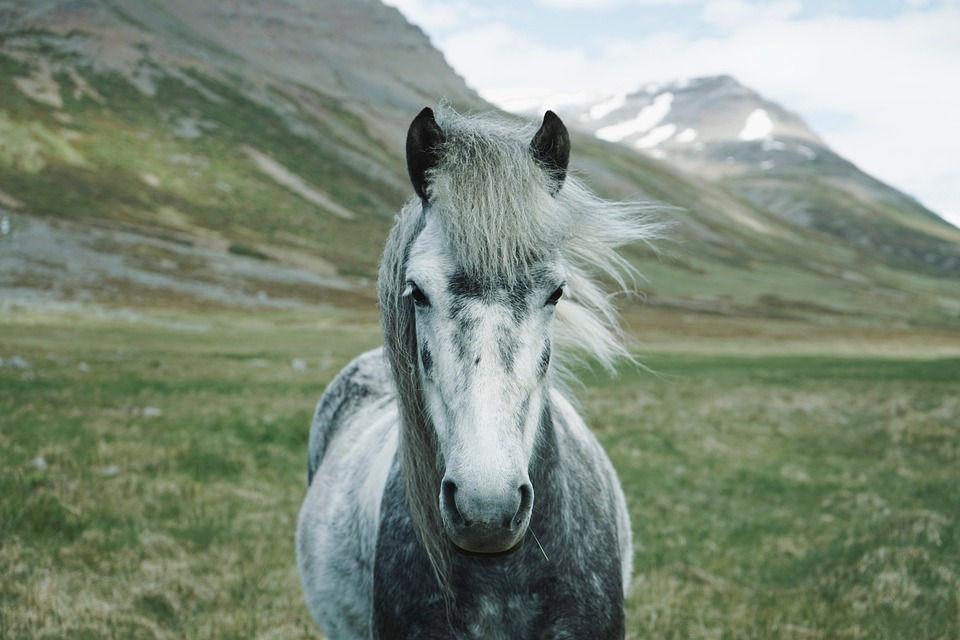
1;304;958;639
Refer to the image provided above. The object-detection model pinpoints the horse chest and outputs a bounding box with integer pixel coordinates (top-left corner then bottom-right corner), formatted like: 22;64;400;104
373;484;624;639
374;561;623;640
456;586;548;639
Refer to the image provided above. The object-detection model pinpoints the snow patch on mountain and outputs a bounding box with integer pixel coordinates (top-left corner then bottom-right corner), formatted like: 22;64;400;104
487;75;840;186
636;124;677;149
596;92;673;143
739;109;774;141
585;92;627;121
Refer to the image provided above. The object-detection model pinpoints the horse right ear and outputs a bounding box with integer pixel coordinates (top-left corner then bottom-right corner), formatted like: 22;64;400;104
530;110;570;195
406;107;445;202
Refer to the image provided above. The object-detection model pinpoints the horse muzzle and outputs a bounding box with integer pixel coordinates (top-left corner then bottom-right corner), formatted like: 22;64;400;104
439;477;534;555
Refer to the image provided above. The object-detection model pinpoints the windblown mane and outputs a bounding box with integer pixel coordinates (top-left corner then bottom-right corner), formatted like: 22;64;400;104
378;106;660;597
425;107;661;371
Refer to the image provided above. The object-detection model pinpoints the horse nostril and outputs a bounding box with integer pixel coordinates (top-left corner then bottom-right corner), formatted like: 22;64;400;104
512;483;534;529
441;479;467;527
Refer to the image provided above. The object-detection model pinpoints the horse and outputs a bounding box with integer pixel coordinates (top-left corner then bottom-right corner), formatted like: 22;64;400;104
296;105;658;639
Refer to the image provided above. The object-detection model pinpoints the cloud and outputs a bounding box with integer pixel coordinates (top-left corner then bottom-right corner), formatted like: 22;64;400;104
439;23;596;93
699;0;803;28
534;0;696;6
381;0;482;31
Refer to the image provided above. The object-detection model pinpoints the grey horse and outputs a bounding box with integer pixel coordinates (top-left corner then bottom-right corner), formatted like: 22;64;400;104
297;106;658;639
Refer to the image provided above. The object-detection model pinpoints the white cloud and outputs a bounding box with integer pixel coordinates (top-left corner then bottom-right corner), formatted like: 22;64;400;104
381;0;481;31
534;0;696;6
439;23;596;94
700;0;803;28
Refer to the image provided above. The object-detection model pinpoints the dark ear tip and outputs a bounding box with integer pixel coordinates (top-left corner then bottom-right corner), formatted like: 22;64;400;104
530;110;570;195
407;107;445;202
408;107;439;137
542;111;566;133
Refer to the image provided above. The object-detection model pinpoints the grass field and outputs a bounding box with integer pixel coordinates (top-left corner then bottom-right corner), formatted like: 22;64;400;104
1;305;958;639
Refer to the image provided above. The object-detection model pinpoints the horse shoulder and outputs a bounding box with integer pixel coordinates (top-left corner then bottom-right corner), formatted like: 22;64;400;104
307;347;393;484
549;388;634;598
298;348;399;639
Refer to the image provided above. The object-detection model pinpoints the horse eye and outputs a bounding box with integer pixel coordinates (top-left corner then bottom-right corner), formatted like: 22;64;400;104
546;286;563;306
410;285;430;307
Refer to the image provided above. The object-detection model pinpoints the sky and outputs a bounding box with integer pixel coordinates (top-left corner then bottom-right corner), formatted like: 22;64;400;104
382;0;960;228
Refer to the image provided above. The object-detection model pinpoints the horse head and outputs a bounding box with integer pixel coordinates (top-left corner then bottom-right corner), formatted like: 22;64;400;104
401;107;570;555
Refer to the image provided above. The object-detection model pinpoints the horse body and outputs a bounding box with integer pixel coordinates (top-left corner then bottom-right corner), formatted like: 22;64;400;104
297;106;656;639
298;348;631;639
298;349;396;638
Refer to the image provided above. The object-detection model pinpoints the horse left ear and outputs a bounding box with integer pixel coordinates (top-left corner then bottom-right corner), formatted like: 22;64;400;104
530;110;570;195
407;107;445;202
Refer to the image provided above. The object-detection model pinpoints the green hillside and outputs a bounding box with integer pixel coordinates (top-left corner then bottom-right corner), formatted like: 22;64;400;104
1;0;958;330
0;30;400;278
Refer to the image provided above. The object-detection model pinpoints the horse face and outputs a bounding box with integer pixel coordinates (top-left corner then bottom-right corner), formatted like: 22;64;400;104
406;217;562;555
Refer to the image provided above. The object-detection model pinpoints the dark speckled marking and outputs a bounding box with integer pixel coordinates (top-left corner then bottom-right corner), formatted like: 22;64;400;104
420;343;434;377
447;270;485;300
447;268;562;326
456;315;478;338
449;301;480;365
505;280;533;323
453;325;472;363
445;266;561;376
498;327;519;372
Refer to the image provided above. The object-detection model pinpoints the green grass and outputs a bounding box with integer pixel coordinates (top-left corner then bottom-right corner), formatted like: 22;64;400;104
0;43;398;279
0;307;380;639
1;307;958;638
585;354;960;639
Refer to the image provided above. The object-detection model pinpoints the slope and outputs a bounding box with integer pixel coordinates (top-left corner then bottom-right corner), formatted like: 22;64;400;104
1;1;958;330
0;0;481;304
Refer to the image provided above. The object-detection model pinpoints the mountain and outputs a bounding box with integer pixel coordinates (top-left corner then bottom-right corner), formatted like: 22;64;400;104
0;0;482;307
498;75;822;163
1;1;959;329
496;75;960;275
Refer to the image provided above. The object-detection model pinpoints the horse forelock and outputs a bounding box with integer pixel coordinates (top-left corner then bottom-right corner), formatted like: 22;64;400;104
418;107;663;373
427;108;570;283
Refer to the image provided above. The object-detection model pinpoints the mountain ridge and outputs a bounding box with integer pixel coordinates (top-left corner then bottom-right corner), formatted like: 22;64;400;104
493;74;960;274
1;0;958;328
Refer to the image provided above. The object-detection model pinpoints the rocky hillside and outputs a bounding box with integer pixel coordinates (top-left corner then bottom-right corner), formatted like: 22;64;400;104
1;1;958;328
0;0;482;307
504;76;822;165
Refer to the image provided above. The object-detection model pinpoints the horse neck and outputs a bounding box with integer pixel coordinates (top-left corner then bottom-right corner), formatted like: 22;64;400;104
528;400;563;526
